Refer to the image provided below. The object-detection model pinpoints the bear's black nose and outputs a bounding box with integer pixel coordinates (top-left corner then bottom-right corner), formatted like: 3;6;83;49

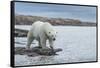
53;38;56;41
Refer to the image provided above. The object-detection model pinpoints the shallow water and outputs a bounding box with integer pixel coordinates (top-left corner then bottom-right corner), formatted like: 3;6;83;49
15;26;96;66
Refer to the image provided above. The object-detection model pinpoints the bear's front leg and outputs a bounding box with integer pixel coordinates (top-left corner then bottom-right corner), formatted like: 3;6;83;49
49;40;54;52
40;37;48;50
38;38;42;48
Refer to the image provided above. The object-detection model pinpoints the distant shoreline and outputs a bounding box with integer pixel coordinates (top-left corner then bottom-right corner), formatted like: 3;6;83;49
15;15;96;26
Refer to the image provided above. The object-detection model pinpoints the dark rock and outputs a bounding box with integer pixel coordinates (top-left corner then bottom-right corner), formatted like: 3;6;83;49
15;47;62;57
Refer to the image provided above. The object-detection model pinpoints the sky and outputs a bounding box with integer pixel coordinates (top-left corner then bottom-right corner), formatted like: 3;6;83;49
15;2;96;22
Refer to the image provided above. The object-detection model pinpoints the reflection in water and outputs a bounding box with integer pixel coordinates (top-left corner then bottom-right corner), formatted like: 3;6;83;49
28;56;54;64
25;55;56;65
38;56;54;62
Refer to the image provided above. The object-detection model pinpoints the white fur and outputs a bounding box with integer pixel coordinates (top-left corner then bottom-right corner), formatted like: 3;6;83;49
26;21;57;50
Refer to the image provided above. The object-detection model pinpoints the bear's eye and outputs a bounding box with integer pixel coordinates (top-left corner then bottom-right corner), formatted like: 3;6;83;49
49;32;51;34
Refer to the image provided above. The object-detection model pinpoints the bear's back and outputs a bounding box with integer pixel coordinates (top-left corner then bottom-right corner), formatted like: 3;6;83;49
43;22;54;31
30;21;45;39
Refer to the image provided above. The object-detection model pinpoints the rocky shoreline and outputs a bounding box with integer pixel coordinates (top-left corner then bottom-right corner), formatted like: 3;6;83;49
15;15;96;26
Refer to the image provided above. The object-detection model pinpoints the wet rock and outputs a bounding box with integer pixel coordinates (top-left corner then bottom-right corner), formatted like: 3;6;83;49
15;29;28;37
15;47;62;57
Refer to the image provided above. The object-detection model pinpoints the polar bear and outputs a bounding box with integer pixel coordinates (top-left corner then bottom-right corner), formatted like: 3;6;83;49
26;21;57;50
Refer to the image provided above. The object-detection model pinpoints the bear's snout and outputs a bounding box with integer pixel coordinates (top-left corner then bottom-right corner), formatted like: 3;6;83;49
53;38;56;41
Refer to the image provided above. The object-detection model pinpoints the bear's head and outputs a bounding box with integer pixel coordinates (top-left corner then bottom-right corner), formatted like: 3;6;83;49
44;22;57;41
47;30;57;41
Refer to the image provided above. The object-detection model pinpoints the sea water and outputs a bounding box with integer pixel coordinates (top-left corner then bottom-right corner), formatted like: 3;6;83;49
15;25;96;66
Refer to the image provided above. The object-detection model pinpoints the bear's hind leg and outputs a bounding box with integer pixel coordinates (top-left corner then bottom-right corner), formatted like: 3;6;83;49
26;37;34;50
26;35;34;50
